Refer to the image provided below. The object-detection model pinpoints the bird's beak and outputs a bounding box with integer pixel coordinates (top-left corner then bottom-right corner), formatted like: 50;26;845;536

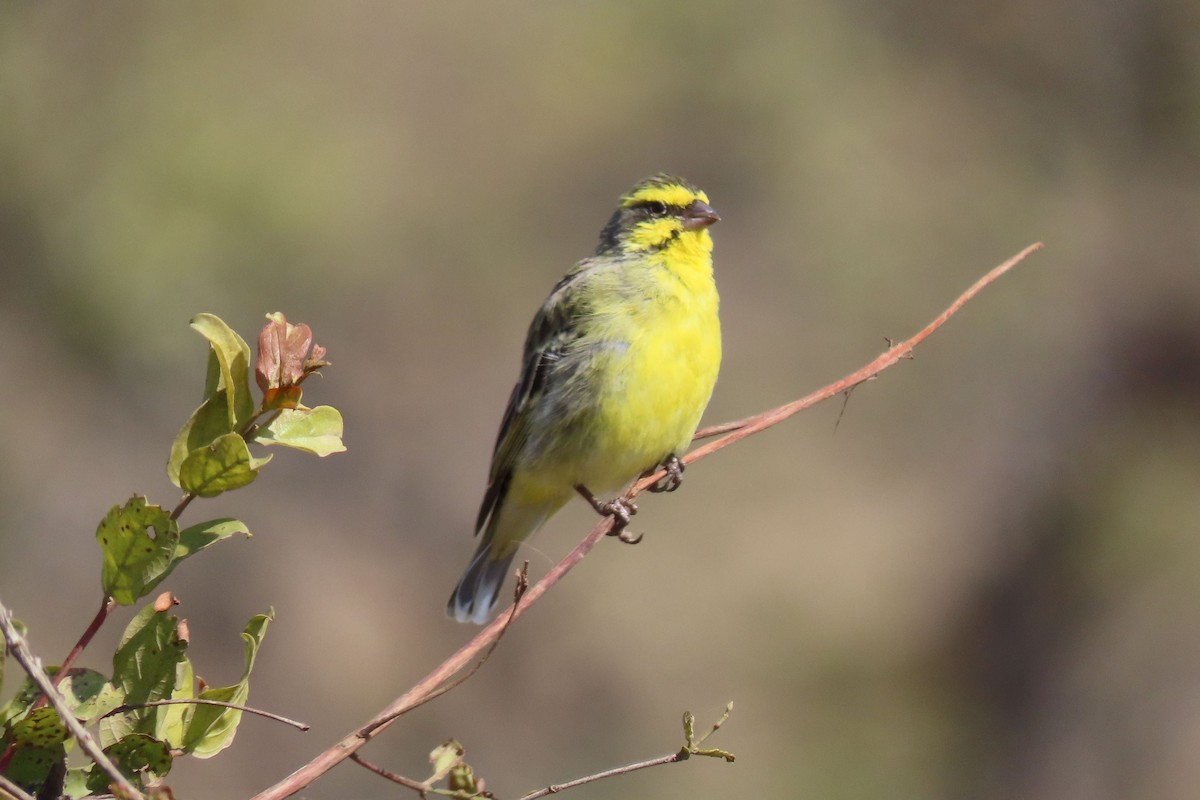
681;199;721;231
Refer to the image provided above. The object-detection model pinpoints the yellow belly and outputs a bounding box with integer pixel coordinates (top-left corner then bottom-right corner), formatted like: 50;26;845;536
559;270;721;494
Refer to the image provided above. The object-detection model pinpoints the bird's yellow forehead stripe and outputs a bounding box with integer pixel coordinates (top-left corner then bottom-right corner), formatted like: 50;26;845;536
622;183;709;209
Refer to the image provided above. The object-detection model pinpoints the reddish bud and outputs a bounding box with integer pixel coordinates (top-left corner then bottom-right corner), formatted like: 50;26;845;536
256;312;315;393
153;592;179;612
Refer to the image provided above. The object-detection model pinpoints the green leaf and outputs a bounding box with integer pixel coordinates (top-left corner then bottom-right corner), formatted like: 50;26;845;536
255;405;346;456
4;741;65;790
105;600;188;745
167;314;256;488
130;517;250;596
683;711;696;746
181;610;272;758
0;669;49;729
178;433;271;497
85;734;173;793
167;390;238;488
97;497;181;606
202;346;221;397
0;616;17;701
428;739;464;784
693;747;737;762
190;313;255;430
176;518;251;557
64;766;91;799
155;657;195;749
10;707;68;748
449;762;482;795
57;669;124;724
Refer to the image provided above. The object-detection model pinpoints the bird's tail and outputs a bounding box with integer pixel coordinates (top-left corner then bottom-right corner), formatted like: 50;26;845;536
447;495;560;624
446;541;519;625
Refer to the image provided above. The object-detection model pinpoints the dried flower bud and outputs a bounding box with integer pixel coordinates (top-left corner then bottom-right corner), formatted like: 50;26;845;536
256;312;314;392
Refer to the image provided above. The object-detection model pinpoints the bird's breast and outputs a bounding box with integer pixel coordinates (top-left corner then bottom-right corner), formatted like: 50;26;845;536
566;266;721;490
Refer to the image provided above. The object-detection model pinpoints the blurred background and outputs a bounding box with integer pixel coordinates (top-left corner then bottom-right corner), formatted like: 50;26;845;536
2;1;1199;798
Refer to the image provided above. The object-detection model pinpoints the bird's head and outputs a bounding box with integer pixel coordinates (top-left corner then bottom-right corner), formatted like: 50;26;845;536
596;174;720;256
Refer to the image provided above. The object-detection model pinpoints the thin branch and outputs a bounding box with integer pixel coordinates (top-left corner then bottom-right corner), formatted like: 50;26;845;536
0;598;144;800
13;594;116;730
367;562;530;734
0;772;36;800
102;698;310;732
252;512;622;800
52;594;112;681
169;492;197;521
519;703;735;800
518;751;684;800
250;243;1042;800
349;754;435;796
689;242;1042;449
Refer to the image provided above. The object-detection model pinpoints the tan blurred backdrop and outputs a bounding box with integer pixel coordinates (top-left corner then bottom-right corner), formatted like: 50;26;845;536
2;1;1199;798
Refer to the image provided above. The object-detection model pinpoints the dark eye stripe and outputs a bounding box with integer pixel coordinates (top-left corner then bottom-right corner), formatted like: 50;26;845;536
633;199;670;216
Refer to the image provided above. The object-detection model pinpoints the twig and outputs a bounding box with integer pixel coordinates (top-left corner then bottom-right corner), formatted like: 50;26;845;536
250;243;1041;800
349;754;435;796
23;595;116;718
366;562;530;734
517;751;683;800
519;703;735;800
348;570;531;794
101;698;310;732
0;598;145;800
169;492;197;521
690;242;1042;447
252;512;622;799
0;772;36;800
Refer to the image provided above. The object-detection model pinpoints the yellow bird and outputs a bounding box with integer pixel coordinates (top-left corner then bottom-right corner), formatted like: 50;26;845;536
448;174;722;623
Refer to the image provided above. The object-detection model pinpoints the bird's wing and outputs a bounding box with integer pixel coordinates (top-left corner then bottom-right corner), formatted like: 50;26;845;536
473;262;595;535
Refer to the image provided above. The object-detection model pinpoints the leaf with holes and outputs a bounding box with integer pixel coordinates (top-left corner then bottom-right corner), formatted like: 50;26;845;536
97;497;180;606
4;741;65;791
10;707;68;749
85;733;173;793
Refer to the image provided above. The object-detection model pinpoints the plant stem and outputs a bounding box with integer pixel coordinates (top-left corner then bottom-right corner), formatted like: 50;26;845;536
0;599;144;800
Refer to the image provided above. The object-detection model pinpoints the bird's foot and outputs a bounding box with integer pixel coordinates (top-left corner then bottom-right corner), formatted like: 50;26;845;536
576;486;643;544
646;454;685;493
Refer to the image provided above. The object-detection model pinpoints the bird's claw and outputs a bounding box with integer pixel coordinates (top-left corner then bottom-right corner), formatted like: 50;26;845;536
647;454;685;493
600;498;643;544
613;528;644;544
577;486;643;544
597;496;637;526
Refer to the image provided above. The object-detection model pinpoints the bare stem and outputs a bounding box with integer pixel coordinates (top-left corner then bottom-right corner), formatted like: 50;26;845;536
517;751;685;800
349;754;434;795
26;594;115;715
366;562;531;734
102;698;310;732
0;598;144;800
250;243;1042;800
0;772;36;800
169;492;197;521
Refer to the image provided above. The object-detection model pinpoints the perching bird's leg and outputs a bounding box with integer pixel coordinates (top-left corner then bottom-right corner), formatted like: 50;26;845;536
576;485;642;544
646;454;685;493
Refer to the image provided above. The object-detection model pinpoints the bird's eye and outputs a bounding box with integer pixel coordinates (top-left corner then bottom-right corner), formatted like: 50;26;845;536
642;200;668;216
